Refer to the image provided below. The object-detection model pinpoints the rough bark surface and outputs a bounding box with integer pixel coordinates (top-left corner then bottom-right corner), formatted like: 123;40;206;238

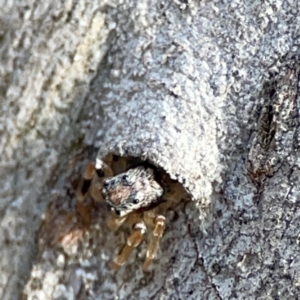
1;0;300;299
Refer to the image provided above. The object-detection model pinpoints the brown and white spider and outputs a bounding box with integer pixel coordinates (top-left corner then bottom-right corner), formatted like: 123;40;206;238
76;154;187;271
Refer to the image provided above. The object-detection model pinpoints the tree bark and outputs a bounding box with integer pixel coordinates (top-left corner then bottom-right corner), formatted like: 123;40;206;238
1;0;300;299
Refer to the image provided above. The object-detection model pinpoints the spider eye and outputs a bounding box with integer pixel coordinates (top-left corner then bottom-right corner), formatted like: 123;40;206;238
103;181;109;188
104;179;115;188
132;198;139;204
122;174;128;181
115;209;121;216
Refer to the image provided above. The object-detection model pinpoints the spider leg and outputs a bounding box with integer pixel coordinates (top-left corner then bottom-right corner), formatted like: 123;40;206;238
143;214;166;271
90;158;114;201
162;181;188;207
106;213;128;232
76;161;96;202
77;159;114;202
95;157;114;178
111;221;146;270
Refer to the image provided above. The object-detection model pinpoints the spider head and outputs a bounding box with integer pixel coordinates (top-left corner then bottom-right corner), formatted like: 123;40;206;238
102;166;163;217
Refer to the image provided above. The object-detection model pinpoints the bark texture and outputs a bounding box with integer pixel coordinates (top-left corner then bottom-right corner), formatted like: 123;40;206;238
1;0;300;299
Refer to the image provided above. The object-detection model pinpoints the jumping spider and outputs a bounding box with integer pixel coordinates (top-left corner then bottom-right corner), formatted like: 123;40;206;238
77;154;187;271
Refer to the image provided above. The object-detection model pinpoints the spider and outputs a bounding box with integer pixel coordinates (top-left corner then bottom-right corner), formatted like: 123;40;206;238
76;154;187;271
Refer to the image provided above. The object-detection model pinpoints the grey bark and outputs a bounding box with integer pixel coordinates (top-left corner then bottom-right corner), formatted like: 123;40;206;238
1;0;300;299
